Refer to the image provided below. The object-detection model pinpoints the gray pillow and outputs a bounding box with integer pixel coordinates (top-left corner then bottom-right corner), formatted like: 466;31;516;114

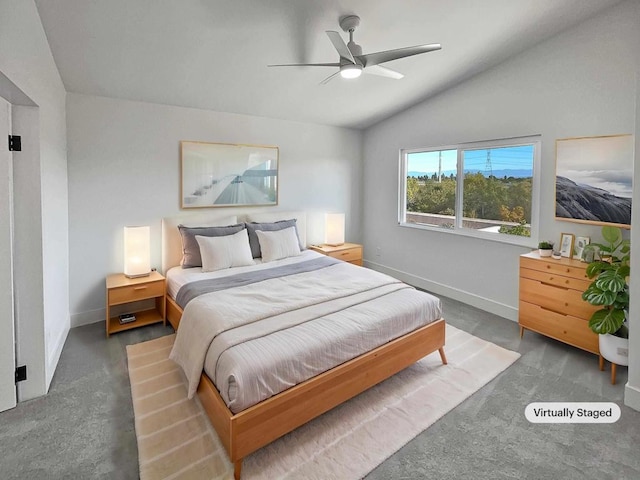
178;223;245;268
245;219;303;258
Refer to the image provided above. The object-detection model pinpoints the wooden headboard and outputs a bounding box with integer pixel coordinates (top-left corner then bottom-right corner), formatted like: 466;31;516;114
161;210;307;273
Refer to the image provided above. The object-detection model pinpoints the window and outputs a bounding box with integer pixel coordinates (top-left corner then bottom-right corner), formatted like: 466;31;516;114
399;136;540;245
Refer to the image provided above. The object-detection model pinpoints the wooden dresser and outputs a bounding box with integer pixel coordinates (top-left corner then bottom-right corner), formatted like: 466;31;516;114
519;251;599;354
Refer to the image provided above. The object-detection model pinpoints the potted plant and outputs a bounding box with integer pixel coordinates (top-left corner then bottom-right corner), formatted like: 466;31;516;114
537;241;554;257
581;226;630;366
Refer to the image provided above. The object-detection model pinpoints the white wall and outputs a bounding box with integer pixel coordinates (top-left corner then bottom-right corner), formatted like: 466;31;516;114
626;49;640;411
362;1;639;321
0;0;69;398
66;94;363;326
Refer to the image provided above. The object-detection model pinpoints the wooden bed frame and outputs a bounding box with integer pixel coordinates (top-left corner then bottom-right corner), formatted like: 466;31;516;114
166;295;447;479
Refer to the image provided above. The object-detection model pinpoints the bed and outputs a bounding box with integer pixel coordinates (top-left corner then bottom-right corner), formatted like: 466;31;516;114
162;211;447;479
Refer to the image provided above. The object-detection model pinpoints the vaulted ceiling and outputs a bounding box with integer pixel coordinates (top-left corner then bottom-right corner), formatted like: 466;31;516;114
35;0;623;129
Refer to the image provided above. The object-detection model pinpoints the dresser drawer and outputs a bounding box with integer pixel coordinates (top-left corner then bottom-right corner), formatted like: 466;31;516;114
519;301;599;354
520;267;592;291
519;278;598;319
109;280;164;305
520;256;589;280
327;247;362;263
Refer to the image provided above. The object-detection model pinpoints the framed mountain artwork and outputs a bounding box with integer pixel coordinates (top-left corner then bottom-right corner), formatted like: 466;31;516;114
555;134;633;228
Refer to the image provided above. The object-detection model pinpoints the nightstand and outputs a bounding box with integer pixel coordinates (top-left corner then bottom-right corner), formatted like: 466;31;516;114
309;243;363;266
105;271;166;337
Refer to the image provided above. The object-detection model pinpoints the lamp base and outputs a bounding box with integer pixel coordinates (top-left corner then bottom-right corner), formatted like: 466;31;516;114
325;242;345;247
124;271;151;279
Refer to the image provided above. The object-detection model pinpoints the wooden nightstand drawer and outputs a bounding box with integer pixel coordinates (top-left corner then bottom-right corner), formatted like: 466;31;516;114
309;243;363;266
327;247;362;263
109;280;164;305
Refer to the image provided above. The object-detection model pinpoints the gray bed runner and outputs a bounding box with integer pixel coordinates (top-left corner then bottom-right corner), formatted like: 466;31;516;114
175;255;341;308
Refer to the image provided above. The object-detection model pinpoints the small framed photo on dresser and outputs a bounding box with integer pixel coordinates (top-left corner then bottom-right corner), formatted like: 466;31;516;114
559;233;575;258
574;236;590;260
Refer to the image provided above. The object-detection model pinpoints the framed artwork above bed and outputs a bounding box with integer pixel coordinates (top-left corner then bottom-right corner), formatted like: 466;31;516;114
180;141;279;209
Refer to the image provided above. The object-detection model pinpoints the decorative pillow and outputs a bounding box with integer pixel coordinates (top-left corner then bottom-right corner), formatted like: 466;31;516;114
245;219;303;258
255;227;302;263
195;229;255;272
178;223;245;268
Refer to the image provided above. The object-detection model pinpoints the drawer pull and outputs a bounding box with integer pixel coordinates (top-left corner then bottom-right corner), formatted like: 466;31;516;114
540;281;568;291
341;252;349;256
540;305;567;316
566;268;570;273
133;286;148;291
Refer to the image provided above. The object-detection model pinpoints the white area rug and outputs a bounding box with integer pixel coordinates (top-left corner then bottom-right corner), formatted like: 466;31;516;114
127;325;520;479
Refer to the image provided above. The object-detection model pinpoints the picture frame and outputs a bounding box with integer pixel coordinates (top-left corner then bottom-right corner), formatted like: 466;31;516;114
555;134;633;228
559;233;575;258
574;236;590;260
180;141;279;209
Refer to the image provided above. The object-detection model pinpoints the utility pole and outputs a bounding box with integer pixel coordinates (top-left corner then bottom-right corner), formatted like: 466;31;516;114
485;150;493;177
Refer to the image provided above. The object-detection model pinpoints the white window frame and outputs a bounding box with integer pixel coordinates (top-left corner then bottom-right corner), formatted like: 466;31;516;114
398;135;541;248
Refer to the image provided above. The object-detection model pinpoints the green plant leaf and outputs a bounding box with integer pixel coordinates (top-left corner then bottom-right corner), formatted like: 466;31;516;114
594;270;626;293
602;226;622;244
588;308;626;335
618;264;630;278
585;261;610;278
582;287;616;305
613;291;630;310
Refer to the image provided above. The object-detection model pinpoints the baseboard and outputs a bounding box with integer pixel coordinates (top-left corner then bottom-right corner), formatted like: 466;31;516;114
46;322;69;390
624;383;640;412
364;259;518;322
71;308;105;328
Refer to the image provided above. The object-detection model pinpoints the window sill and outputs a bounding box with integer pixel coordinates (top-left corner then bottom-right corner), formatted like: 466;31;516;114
399;221;537;248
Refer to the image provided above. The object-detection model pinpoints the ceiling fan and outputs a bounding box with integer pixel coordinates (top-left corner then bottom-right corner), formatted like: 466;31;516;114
268;15;441;84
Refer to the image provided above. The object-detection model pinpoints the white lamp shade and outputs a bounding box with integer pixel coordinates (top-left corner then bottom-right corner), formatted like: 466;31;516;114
325;213;345;246
124;226;151;277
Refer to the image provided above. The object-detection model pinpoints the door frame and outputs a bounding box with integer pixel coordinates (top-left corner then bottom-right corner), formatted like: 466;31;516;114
0;96;16;411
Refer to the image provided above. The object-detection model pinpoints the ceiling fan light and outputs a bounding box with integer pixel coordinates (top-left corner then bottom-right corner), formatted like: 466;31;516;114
340;64;362;79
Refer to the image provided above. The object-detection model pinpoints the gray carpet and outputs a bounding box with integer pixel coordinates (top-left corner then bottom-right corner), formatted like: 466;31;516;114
0;295;638;479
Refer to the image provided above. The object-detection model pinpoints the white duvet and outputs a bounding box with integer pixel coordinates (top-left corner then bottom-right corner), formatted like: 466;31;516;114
169;253;442;413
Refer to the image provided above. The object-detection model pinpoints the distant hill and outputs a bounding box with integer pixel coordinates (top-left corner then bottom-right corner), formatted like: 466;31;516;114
408;169;532;178
556;176;631;225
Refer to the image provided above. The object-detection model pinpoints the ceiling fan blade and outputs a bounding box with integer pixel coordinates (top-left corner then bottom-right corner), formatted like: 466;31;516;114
319;71;341;85
364;65;404;79
326;31;356;64
358;43;441;67
268;62;340;67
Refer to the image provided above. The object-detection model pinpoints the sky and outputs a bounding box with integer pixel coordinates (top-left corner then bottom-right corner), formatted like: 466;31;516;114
556;135;633;198
407;145;534;177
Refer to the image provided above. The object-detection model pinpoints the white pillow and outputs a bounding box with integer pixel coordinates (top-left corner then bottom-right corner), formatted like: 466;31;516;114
195;229;255;272
255;227;302;262
244;211;307;248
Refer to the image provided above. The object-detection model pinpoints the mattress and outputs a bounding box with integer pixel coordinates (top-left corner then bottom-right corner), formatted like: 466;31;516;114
169;251;442;414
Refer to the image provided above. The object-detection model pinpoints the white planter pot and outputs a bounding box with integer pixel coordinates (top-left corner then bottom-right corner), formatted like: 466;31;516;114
599;334;629;366
539;249;553;257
